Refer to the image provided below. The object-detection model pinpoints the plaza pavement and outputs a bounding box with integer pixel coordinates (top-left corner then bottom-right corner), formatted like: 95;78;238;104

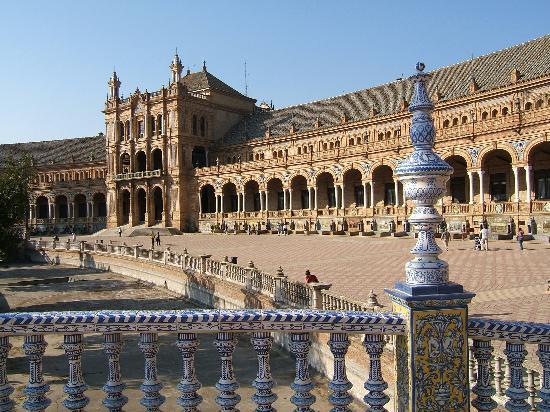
60;233;549;324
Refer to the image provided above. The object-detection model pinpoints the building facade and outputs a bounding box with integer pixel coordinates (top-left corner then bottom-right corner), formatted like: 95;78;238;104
2;36;550;236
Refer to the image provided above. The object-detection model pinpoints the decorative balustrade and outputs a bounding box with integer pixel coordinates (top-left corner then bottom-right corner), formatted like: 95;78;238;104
114;169;162;181
484;201;518;214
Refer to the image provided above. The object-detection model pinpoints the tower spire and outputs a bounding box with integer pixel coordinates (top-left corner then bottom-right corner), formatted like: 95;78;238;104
108;70;121;100
170;50;183;83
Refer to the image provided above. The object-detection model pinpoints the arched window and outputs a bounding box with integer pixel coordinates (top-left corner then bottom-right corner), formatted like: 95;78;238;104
150;115;156;134
118;122;125;140
349;138;354;146
357;136;361;144
535;99;543;109
481;111;488;120
452;118;458;126
378;133;384;141
278;150;283;158
192;115;198;135
461;115;468;124
200;117;206;137
443;119;450;128
125;120;130;138
329;142;334;149
491;109;498;118
303;146;308;154
385;131;391;139
323;143;328;150
157;114;163;134
272;151;277;158
525;102;532;111
335;141;340;147
297;147;302;155
502;107;509;116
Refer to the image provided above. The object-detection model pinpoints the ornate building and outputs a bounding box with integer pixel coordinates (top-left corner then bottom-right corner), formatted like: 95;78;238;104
2;35;550;236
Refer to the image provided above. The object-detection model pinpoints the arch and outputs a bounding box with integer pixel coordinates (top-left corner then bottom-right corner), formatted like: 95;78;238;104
535;99;544;109
136;151;146;172
266;178;284;211
120;153;130;173
36;196;49;219
55;195;68;219
120;189;131;225
461;115;468;124
222;182;238;213
200;184;216;213
445;155;469;203
527;141;550;200
443;119;450;128
371;165;395;206
343;168;363;207
481;111;488;121
525;101;533;111
152;148;163;170
452;117;459;127
501;107;509;116
93;193;107;217
290;174;308;209
439;148;473;169
74;194;87;218
491;109;498;118
244;180;260;212
136;188;146;223
481;149;514;202
477;144;517;166
152;187;163;222
316;172;335;208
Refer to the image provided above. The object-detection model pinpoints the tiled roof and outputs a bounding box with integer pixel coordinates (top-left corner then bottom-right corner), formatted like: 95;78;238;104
182;69;253;101
0;135;106;167
224;35;550;144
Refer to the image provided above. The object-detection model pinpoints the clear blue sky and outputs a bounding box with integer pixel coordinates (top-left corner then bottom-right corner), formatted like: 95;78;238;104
0;1;549;144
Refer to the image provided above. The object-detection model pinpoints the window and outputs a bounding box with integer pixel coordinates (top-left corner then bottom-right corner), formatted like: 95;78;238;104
535;99;543;109
354;185;364;206
329;142;334;149
384;183;396;205
534;169;550;200
385;131;391;139
327;187;336;207
151;116;156;134
502;107;509;116
481;111;488;120
490;173;507;202
138;120;144;137
349;138;355;146
443;119;450;128
301;189;309;209
450;177;466;203
452;118;458;126
323;143;328;150
378;133;384;141
525;102;532;111
357;136;361;144
192;115;197;135
491;109;498;118
277;191;285;210
461;116;468;124
157;114;163;134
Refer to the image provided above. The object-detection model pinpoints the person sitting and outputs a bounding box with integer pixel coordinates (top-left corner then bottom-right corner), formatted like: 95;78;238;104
304;269;319;283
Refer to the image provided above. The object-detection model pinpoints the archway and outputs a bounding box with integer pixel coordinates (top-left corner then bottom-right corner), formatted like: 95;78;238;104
55;195;68;219
371;165;394;206
481;149;513;202
222;183;238;213
290;175;308;209
266;178;284;211
153;187;163;222
200;184;216;213
528;141;550;200
120;153;130;173
343;169;363;207
244;180;260;212
136;151;146;172
136;188;146;223
36;196;49;219
445;155;468;203
120;190;130;224
93;193;107;217
74;194;87;218
316;172;335;208
152;148;163;170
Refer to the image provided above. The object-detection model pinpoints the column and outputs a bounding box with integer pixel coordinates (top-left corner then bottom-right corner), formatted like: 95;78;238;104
215;195;219;213
138;333;165;410
512;166;520;202
260;191;265;211
283;189;288;210
370;182;375;207
265;191;269;211
467;171;475;204
394;179;400;206
102;333;128;411
69;203;75;219
62;334;89;411
220;194;224;214
198;192;202;214
176;333;202;410
479;170;485;205
0;337;14;412
250;332;277;410
23;335;50;411
340;185;345;209
335;185;340;209
524;165;532;202
48;202;53;219
89;201;94;219
363;182;368;207
214;332;241;410
240;193;245;212
289;188;293;211
237;192;241;213
314;187;318;210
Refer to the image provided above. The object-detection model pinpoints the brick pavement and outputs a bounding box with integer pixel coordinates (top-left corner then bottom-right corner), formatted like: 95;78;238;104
65;233;549;324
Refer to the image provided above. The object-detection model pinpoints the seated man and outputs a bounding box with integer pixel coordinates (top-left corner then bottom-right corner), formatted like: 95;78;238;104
304;269;319;283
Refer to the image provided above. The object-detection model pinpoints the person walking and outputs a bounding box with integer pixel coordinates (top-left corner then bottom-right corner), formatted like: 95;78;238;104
517;228;524;250
156;232;161;246
480;224;490;251
118;227;122;237
441;229;451;251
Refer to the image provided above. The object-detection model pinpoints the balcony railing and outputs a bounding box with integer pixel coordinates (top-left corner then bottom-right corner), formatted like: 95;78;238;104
114;169;162;181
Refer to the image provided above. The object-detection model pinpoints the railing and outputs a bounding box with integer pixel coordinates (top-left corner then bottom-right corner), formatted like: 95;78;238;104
114;169;162;181
531;200;550;213
484;201;518;214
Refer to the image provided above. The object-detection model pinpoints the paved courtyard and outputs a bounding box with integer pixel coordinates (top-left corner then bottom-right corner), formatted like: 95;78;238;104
65;233;550;324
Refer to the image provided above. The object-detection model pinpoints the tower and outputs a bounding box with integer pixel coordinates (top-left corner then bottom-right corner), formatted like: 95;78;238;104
170;51;183;84
108;71;121;100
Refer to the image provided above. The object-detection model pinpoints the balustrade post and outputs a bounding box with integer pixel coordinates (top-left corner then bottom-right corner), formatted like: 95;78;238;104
0;336;14;412
536;343;550;411
176;333;202;412
289;332;315;412
138;332;165;411
214;332;241;411
308;282;332;309
328;333;353;412
494;357;504;396
62;334;89;411
102;333;128;412
386;63;475;411
23;335;50;412
199;254;212;275
245;261;254;291
471;339;497;411
363;334;389;411
250;332;277;411
503;341;530;411
273;266;288;304
134;244;140;259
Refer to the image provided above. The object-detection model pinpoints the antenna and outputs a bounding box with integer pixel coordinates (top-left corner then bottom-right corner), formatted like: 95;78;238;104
244;61;248;97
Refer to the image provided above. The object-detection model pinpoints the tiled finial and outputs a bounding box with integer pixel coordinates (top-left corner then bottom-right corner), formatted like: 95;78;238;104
395;63;453;288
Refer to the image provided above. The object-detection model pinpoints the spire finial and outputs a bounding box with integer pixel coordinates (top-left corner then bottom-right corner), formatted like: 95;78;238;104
202;60;207;71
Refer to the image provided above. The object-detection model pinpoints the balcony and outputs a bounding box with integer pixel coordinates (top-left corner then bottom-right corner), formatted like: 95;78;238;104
114;169;162;181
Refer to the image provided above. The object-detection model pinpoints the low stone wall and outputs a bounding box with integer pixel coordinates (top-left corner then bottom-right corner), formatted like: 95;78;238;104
27;247;395;407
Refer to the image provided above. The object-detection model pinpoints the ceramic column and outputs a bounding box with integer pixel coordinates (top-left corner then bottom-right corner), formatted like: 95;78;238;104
363;182;368;207
524;165;532;202
386;63;475;412
479;170;485;205
512;166;520;202
467;171;475;204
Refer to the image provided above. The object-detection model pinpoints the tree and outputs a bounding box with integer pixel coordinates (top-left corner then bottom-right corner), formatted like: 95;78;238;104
0;155;33;262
